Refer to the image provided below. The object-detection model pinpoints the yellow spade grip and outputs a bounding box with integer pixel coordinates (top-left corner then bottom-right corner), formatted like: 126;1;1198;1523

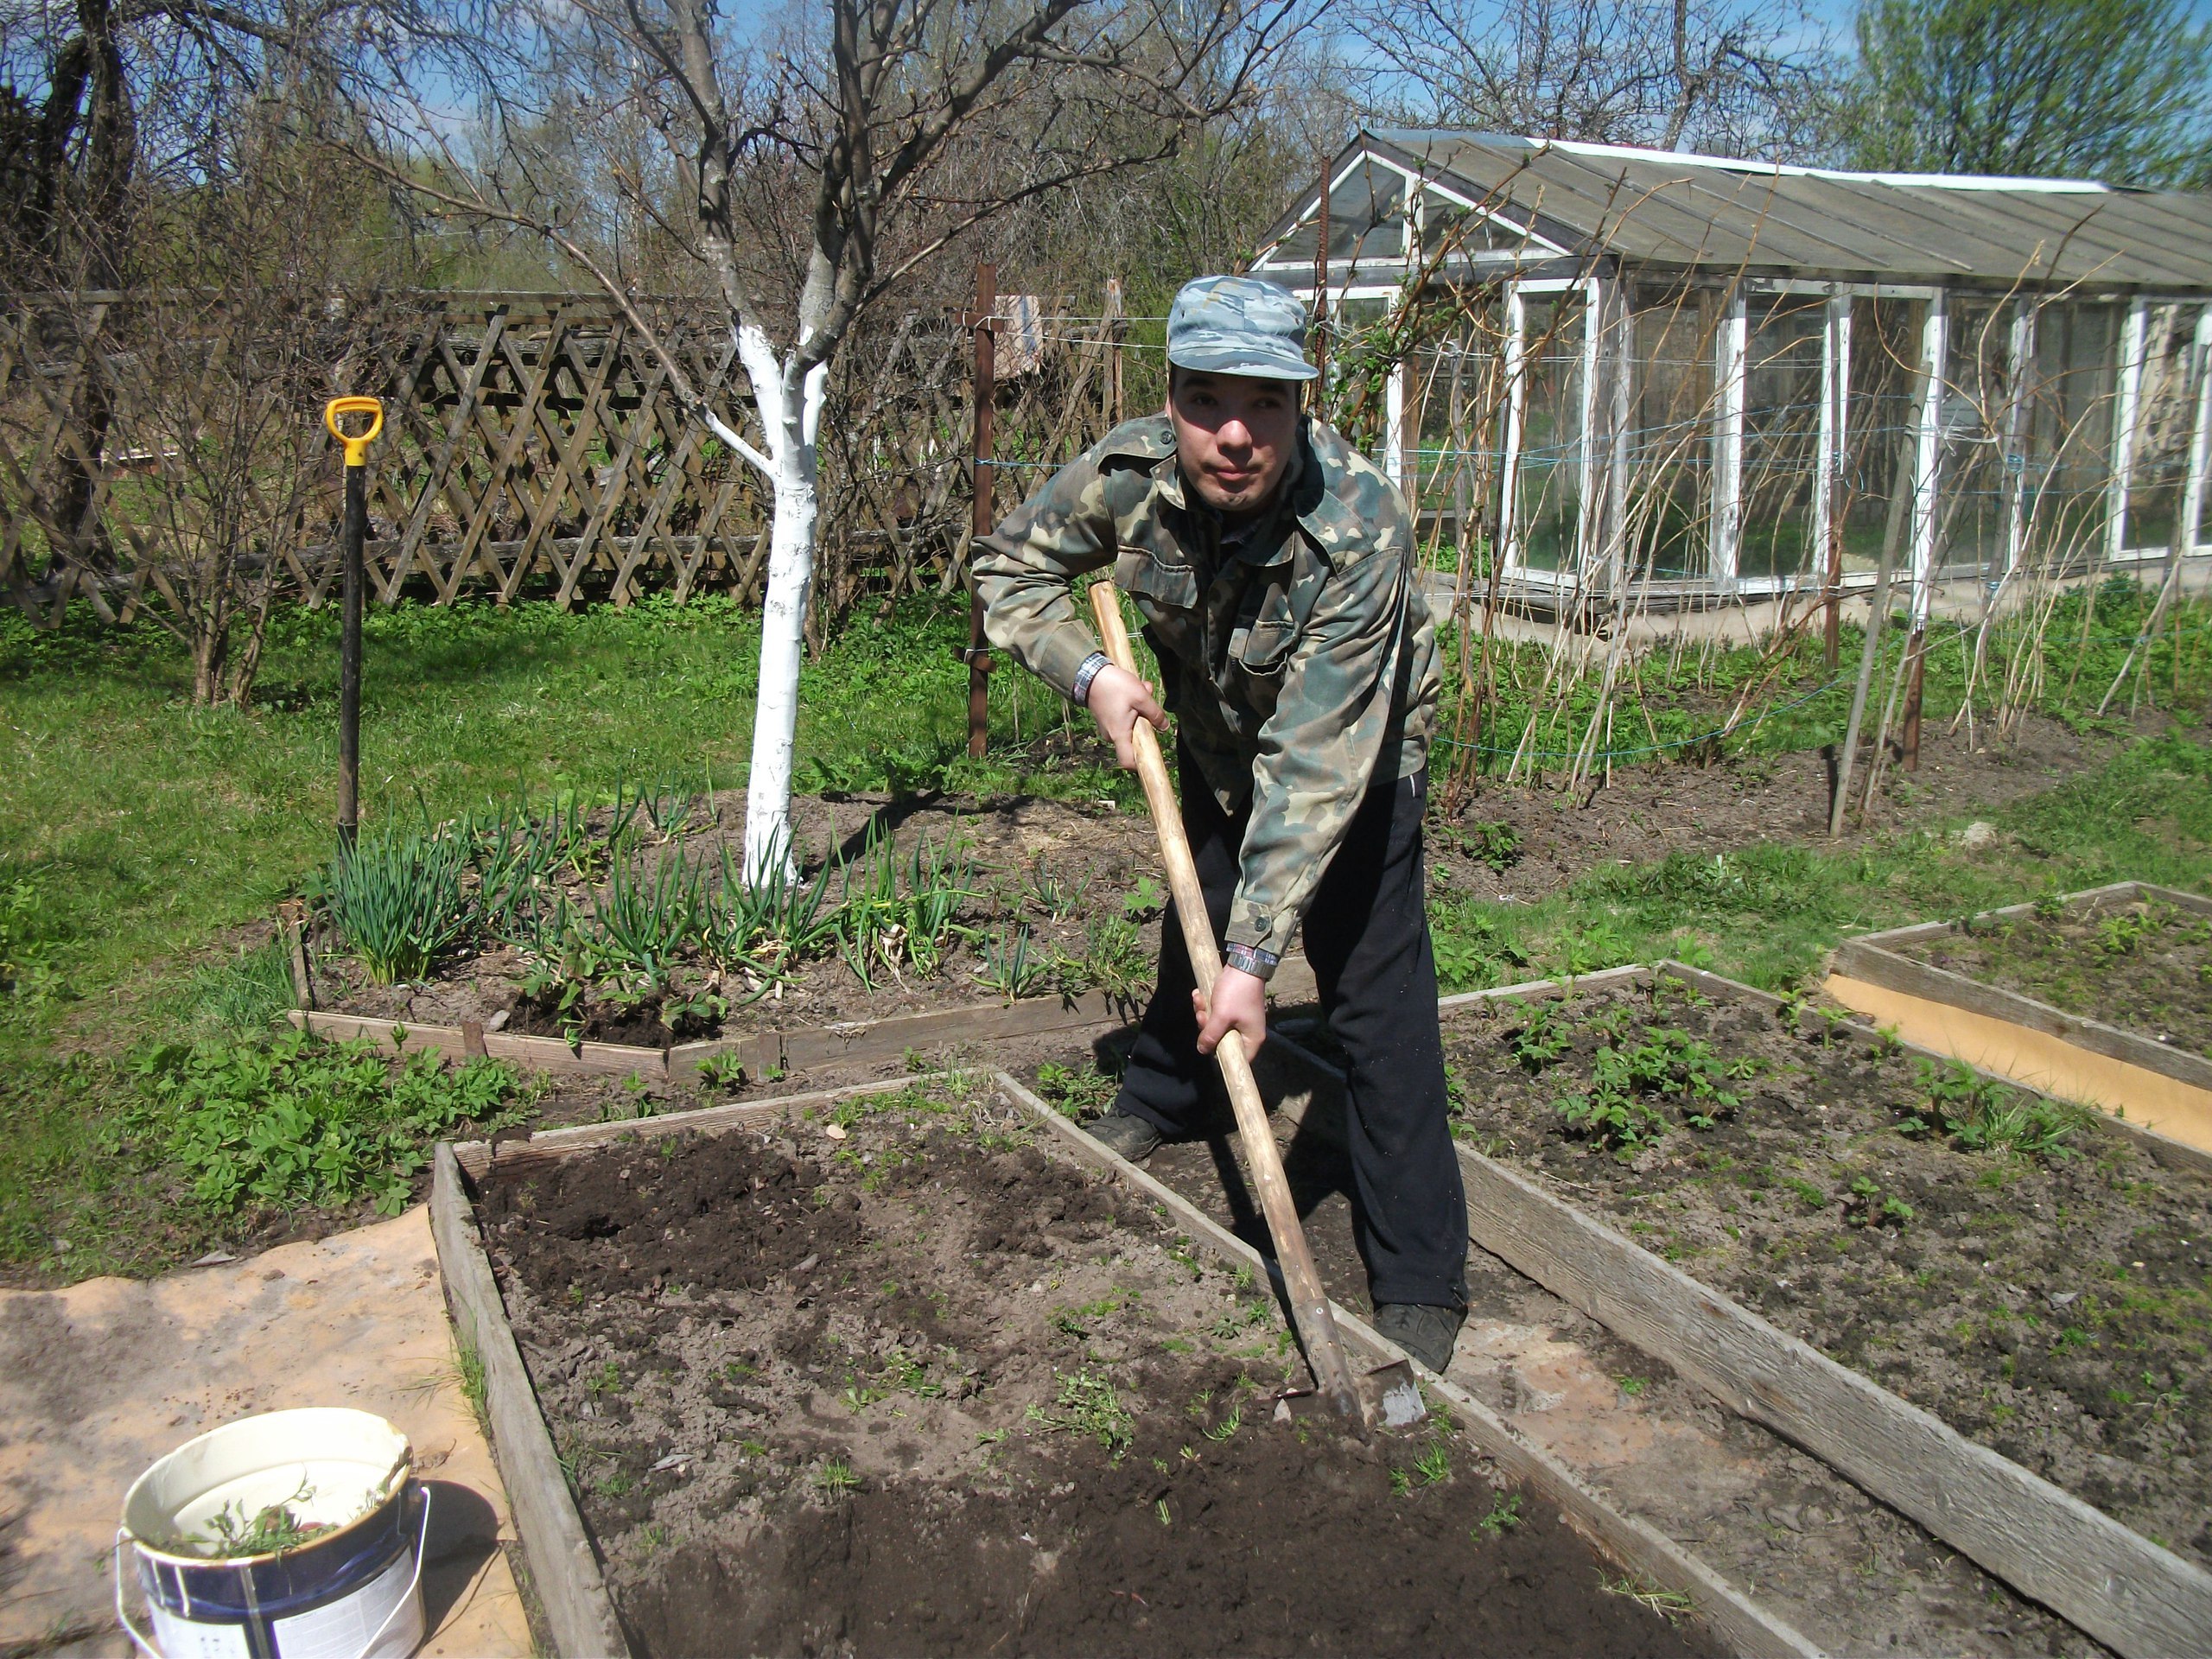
323;397;385;467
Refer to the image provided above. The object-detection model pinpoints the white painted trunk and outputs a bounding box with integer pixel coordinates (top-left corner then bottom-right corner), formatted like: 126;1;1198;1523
733;324;830;886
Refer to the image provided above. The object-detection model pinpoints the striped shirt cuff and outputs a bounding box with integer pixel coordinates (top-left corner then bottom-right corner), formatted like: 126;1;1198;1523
1070;651;1111;706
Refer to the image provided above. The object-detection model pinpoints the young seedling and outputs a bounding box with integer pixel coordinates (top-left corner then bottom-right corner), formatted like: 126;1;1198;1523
1474;1492;1523;1538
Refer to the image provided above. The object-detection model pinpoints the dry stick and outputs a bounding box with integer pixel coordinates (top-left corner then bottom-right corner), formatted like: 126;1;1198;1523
1086;582;1367;1427
1828;461;1909;836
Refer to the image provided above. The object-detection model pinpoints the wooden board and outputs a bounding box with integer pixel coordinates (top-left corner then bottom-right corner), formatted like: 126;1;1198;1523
1397;962;2212;1659
450;1075;921;1181
994;1071;1827;1659
429;1145;630;1659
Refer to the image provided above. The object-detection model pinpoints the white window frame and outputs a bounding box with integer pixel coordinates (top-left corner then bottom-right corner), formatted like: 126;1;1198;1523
1711;288;1748;589
1498;274;1599;588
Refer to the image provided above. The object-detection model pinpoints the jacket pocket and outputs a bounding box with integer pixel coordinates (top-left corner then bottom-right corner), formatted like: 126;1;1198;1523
1229;582;1299;677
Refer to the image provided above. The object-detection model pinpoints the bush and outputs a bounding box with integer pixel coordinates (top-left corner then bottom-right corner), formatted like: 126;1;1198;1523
133;1031;530;1216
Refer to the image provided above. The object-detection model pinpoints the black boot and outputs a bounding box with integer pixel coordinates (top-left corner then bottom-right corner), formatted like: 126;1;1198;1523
1086;1110;1164;1162
1374;1303;1465;1373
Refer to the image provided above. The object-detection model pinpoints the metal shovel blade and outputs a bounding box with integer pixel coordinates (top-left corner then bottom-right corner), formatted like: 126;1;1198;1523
1274;1357;1427;1432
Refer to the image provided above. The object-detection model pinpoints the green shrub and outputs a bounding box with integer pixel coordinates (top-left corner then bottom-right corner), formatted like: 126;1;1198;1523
326;830;473;984
134;1031;530;1216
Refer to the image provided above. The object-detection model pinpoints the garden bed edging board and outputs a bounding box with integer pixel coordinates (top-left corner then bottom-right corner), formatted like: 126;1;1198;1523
1272;963;2212;1659
294;957;1317;1084
430;1071;1820;1659
1828;882;2212;1154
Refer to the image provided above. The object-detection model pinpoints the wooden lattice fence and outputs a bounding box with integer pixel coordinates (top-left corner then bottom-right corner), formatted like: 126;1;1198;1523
0;287;1147;630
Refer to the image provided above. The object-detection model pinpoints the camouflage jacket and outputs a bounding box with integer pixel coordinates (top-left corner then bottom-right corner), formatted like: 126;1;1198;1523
972;413;1439;971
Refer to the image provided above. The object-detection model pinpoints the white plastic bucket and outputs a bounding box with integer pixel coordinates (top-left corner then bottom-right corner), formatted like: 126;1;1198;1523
116;1408;429;1659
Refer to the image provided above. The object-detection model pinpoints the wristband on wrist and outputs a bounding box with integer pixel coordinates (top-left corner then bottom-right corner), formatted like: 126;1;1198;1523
1224;943;1279;979
1071;651;1110;706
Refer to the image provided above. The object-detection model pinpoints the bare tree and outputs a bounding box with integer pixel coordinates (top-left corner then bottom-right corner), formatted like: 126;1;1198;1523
372;0;1307;879
1347;0;1834;160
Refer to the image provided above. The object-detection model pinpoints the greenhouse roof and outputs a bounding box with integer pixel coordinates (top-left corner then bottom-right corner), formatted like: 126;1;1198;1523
1256;130;2212;290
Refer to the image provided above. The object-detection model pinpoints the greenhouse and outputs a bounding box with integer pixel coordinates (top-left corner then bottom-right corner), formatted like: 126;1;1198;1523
1249;130;2212;620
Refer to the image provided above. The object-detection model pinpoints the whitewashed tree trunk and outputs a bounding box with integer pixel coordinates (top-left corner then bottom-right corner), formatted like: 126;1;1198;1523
716;321;830;885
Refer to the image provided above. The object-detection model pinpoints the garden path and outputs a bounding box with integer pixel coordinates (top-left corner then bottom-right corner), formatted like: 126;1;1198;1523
0;1208;531;1659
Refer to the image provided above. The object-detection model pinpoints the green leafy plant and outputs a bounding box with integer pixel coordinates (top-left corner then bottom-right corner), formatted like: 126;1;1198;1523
325;827;473;985
1902;1058;2086;1158
0;878;65;1006
1026;1367;1133;1458
134;1031;529;1216
1509;1000;1571;1071
1474;1492;1523;1537
1036;1059;1117;1119
1122;875;1166;921
1020;856;1092;919
976;923;1050;999
812;1459;859;1497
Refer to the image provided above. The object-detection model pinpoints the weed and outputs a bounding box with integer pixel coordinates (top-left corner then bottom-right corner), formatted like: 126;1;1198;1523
1413;1445;1452;1485
1035;1060;1118;1120
454;1336;489;1426
1122;875;1166;920
1600;1573;1696;1619
585;1361;620;1396
1155;1497;1172;1527
694;1052;747;1093
1902;1059;2086;1159
1027;1368;1134;1459
1509;1000;1571;1071
1617;1375;1648;1398
1202;1405;1242;1442
1071;912;1150;1000
1020;856;1092;919
1474;1493;1523;1537
812;1459;859;1497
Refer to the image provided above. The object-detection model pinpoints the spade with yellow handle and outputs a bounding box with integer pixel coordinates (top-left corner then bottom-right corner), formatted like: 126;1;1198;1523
324;397;383;850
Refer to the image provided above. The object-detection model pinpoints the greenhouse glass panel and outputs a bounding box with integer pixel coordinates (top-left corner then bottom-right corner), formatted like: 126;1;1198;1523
1621;287;1718;579
2123;302;2202;555
2017;301;2118;572
1738;296;1827;582
1837;296;1925;576
1408;302;1506;566
1936;300;2017;580
1515;291;1587;573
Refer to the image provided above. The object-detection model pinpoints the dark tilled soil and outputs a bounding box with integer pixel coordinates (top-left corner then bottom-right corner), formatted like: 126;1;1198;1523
1895;893;2212;1060
1035;1037;2108;1658
1428;712;2142;902
477;1077;1719;1658
1441;975;2212;1567
324;791;1162;1046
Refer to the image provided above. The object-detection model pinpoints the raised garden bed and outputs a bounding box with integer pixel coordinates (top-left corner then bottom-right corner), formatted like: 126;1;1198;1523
1829;882;2212;1151
296;788;1326;1087
1430;963;2212;1657
308;789;1160;1051
430;1071;1817;1657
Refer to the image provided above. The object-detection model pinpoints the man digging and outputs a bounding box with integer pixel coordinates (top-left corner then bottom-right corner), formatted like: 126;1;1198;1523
973;275;1468;1373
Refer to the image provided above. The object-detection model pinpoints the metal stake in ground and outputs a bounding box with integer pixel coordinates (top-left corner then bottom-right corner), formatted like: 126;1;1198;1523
1087;582;1368;1428
324;397;385;852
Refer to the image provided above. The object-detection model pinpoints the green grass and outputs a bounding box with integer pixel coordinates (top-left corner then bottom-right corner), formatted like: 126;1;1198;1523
1432;727;2212;994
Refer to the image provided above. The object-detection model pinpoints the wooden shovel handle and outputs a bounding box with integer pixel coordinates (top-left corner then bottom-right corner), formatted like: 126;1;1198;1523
1088;582;1366;1426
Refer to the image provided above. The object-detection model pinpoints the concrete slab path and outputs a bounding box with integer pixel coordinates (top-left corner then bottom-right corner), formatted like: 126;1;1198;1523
0;1207;535;1659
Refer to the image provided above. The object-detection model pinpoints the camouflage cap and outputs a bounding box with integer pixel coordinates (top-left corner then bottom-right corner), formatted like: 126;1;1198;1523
1166;275;1318;382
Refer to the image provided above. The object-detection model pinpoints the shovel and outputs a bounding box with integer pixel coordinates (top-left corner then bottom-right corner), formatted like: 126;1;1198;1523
1087;582;1422;1434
